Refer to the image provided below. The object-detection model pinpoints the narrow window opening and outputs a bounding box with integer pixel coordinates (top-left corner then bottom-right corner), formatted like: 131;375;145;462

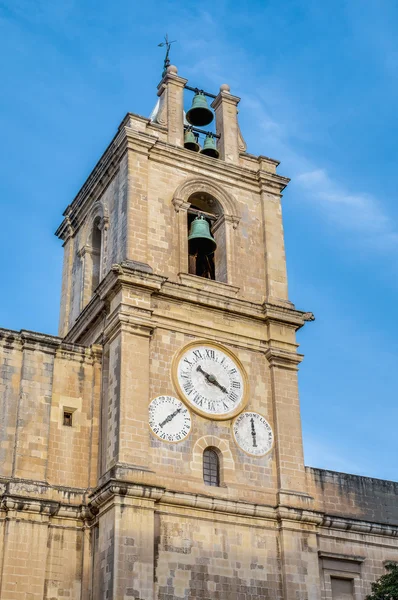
91;218;102;293
63;411;73;427
203;447;220;486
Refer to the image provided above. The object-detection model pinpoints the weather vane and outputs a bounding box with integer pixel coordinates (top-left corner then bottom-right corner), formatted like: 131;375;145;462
158;34;176;77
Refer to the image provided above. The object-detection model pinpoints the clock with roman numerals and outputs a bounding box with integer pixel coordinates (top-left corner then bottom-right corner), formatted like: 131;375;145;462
172;340;249;420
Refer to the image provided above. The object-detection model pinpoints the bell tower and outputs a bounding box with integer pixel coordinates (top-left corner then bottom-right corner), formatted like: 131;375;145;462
55;63;317;600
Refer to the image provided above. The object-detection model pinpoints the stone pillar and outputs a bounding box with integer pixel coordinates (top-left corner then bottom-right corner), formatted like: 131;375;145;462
126;136;155;269
13;334;57;481
156;65;187;147
58;217;75;337
172;197;191;274
266;346;310;504
211;84;241;164
0;506;49;599
92;486;163;600
278;518;322;600
100;303;153;478
258;169;290;303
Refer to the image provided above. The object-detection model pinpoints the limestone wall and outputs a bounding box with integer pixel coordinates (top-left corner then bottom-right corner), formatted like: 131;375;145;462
0;328;101;489
307;467;398;525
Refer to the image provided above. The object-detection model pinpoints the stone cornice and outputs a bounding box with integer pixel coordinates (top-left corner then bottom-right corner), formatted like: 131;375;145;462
1;479;398;536
0;328;99;363
148;142;286;196
63;263;313;345
257;169;291;194
265;347;304;370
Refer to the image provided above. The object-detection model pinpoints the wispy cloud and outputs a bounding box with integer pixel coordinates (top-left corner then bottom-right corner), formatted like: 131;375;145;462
295;168;398;249
239;92;398;253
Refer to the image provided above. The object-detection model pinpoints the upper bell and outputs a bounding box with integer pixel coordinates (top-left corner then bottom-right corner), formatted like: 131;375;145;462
200;133;219;159
186;92;214;127
188;215;217;256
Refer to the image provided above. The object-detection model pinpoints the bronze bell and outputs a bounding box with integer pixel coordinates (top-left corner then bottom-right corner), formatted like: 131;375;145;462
184;127;200;152
188;215;217;256
200;133;219;159
186;91;214;127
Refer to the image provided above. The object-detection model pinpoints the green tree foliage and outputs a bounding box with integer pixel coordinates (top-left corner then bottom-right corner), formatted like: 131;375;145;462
366;563;398;600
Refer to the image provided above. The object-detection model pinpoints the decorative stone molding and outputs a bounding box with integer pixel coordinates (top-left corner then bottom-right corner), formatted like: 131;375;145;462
172;176;240;223
172;197;191;213
265;347;304;370
237;118;247;153
172;176;240;282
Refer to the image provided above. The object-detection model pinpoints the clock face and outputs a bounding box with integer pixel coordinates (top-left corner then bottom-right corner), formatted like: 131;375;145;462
172;341;248;420
148;395;191;443
233;412;274;457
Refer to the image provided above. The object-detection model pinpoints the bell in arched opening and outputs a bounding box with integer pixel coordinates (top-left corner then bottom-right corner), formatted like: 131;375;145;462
186;91;214;127
188;215;217;256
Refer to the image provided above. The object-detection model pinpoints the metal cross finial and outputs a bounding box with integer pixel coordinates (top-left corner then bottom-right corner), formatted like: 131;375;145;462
158;34;176;77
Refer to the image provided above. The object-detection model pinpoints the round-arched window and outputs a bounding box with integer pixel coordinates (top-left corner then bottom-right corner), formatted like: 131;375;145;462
203;447;220;487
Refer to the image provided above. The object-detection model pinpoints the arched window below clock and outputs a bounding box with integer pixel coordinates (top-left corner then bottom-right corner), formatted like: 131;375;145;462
203;447;220;487
187;192;227;283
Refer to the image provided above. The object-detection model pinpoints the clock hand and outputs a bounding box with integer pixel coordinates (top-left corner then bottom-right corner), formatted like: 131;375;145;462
159;407;182;428
250;417;257;447
213;380;228;394
196;366;228;394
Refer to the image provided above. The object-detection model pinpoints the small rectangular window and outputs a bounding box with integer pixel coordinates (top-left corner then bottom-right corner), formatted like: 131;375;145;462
63;411;73;427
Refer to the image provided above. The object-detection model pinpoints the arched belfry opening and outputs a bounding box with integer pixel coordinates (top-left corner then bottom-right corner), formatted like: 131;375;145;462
187;191;227;283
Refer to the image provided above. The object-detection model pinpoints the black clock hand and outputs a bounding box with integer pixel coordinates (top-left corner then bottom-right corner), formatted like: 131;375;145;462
213;380;228;394
250;417;257;447
196;365;228;394
159;407;182;428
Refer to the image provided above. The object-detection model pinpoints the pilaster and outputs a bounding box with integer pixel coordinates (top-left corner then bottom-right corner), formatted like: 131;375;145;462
266;346;310;502
157;65;188;146
258;166;290;303
211;84;241;164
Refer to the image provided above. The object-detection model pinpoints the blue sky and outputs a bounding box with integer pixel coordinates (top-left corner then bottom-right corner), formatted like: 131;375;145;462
1;0;397;481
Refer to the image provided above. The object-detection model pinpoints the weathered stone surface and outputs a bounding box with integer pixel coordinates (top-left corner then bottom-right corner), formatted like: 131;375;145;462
0;67;397;600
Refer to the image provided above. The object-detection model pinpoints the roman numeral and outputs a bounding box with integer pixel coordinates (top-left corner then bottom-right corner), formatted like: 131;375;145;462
228;368;237;375
194;393;203;407
183;358;193;367
232;380;241;389
193;350;203;360
205;349;215;360
183;381;194;395
228;391;238;403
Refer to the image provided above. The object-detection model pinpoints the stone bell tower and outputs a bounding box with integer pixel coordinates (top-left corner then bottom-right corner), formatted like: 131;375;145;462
55;63;316;599
2;59;398;600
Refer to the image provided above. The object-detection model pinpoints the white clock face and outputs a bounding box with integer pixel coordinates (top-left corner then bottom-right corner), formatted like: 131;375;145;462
148;395;191;443
173;341;248;419
233;412;274;456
